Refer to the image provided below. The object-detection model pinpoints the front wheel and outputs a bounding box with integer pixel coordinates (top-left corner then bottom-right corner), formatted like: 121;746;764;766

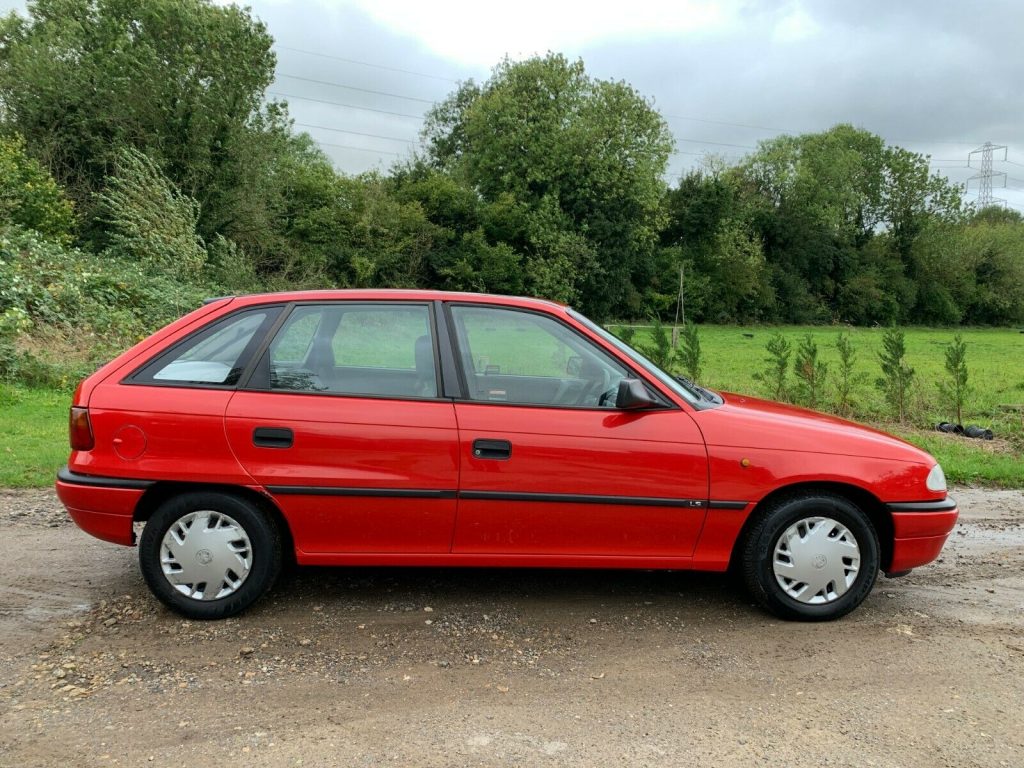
139;491;282;619
741;493;879;621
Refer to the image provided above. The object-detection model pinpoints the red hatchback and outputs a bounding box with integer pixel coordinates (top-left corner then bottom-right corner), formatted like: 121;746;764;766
57;291;957;621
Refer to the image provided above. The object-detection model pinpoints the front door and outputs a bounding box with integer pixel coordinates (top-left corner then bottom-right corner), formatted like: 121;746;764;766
225;302;459;555
447;304;709;558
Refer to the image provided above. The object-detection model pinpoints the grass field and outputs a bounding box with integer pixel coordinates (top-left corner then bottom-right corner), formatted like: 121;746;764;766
1;325;1022;488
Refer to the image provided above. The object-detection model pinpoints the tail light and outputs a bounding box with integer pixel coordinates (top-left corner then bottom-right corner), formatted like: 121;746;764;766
69;407;94;451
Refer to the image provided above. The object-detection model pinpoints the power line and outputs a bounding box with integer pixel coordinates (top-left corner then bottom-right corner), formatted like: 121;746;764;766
274;73;438;104
967;142;1008;207
266;91;424;120
273;44;461;83
316;141;403;157
293;121;420;145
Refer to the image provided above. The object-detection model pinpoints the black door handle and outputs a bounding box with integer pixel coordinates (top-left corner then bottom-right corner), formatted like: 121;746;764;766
253;427;293;449
473;438;511;460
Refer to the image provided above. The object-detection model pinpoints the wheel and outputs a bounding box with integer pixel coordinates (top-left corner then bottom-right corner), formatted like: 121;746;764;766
741;492;879;621
138;491;282;619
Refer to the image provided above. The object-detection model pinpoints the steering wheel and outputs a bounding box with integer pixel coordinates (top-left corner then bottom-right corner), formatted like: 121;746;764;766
576;367;611;406
597;385;619;407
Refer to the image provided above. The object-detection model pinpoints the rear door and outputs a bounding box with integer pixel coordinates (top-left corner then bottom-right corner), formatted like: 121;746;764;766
225;302;459;555
447;304;709;559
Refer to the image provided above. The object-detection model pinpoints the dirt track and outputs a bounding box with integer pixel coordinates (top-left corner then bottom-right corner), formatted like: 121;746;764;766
1;487;1022;767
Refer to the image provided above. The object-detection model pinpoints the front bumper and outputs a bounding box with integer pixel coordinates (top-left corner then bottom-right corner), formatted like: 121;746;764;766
56;467;151;546
886;497;959;573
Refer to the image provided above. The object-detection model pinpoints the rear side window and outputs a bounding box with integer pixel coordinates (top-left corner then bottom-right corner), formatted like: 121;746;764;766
261;303;438;399
132;308;277;386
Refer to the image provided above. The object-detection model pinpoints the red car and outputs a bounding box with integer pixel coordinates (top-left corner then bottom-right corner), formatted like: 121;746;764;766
56;291;957;621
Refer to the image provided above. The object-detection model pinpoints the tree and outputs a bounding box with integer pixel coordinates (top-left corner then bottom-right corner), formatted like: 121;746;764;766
679;323;702;383
0;0;279;241
938;334;970;426
0;134;74;243
877;327;915;423
793;334;828;409
833;332;861;417
97;146;206;278
754;332;792;402
420;54;673;318
734;125;965;323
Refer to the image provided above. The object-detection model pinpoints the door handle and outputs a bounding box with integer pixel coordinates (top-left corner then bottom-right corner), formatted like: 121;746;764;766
473;438;511;460
253;427;293;449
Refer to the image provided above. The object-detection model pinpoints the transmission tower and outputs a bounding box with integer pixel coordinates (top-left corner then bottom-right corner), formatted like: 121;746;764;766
967;142;1008;207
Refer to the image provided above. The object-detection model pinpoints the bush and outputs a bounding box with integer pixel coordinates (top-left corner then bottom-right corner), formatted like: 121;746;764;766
97;147;207;278
0;134;75;244
754;332;791;401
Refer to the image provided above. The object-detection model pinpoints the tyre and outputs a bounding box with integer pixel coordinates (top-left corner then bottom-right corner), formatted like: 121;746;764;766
138;491;282;619
741;492;879;621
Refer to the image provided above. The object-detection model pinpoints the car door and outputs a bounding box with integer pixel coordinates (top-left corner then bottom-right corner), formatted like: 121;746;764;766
447;304;709;559
225;302;459;555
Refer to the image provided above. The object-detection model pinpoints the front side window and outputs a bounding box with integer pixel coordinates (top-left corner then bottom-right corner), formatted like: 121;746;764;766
449;305;629;407
135;308;275;386
264;303;438;399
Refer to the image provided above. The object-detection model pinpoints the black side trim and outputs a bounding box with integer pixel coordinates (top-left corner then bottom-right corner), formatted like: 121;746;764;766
266;486;458;499
459;490;707;508
57;466;154;490
887;497;957;512
707;500;749;510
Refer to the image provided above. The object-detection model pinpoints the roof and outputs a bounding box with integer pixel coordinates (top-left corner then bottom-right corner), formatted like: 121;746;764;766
215;289;570;313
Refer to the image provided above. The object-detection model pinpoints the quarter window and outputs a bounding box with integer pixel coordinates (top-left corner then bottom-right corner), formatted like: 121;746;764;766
265;304;438;399
135;309;275;386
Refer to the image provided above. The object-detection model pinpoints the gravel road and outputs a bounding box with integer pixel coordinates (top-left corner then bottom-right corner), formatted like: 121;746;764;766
1;486;1022;767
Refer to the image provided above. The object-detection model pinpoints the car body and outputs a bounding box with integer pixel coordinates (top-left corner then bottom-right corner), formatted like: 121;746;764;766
56;290;958;620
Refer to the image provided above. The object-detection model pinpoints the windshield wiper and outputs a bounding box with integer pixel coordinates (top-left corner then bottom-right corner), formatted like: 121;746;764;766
675;376;722;404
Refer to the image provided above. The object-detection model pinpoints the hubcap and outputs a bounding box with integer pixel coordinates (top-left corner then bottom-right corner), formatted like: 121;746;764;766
160;511;252;601
772;516;860;604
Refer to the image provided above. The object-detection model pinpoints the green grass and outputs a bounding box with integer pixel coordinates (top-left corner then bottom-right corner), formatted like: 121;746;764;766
0;385;69;488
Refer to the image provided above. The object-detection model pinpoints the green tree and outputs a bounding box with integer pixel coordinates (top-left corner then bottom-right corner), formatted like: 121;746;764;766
793;333;828;409
679;322;702;383
877;327;915;423
735;125;965;323
833;332;862;417
938;334;970;425
0;134;74;242
97;146;206;278
754;332;792;401
421;53;673;318
0;0;279;241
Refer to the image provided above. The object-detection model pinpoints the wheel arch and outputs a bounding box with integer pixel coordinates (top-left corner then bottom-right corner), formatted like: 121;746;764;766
729;481;893;572
133;482;295;562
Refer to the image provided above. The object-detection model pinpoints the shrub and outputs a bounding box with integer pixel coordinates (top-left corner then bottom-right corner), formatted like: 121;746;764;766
793;333;828;409
754;332;791;401
0;134;75;244
833;332;862;417
877;326;915;423
97;147;207;278
938;333;970;425
679;322;702;383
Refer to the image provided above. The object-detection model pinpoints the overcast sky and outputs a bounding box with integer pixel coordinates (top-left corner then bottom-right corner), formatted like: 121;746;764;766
4;0;1023;210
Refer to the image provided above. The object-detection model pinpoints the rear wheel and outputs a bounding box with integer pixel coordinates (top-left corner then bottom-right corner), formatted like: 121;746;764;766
139;491;281;619
742;492;879;621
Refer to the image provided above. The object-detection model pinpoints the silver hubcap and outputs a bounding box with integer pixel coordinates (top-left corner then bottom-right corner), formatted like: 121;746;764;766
773;516;860;604
160;511;252;601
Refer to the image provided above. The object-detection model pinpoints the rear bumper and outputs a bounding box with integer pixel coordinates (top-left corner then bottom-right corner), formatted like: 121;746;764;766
886;497;959;574
56;467;151;546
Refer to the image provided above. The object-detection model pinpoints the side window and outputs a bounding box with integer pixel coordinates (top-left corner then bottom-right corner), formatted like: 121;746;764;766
135;308;274;386
266;304;437;399
449;306;628;407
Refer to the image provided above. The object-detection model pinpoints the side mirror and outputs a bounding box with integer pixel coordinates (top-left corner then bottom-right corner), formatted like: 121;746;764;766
615;378;658;410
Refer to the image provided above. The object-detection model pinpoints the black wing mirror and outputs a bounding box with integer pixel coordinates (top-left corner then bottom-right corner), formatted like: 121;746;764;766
615;378;658;410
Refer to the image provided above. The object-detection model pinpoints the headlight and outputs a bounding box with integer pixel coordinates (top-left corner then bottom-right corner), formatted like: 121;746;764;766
926;464;947;493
